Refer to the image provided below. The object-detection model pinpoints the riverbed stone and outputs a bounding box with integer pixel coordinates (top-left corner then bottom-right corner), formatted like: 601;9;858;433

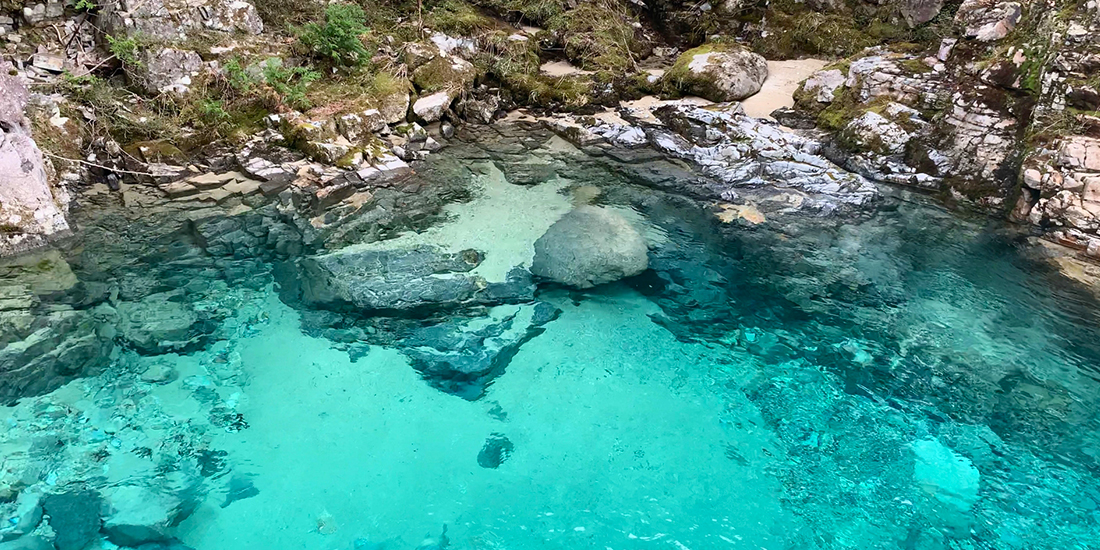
43;490;102;550
293;246;485;313
532;206;649;288
102;485;182;546
402;302;561;399
0;537;51;550
116;293;204;354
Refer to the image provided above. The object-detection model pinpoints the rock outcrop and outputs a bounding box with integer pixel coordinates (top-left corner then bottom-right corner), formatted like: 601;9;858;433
100;0;264;40
0;63;70;257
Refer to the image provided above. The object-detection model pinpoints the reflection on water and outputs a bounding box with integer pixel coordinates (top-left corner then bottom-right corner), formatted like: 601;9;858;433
1;130;1099;550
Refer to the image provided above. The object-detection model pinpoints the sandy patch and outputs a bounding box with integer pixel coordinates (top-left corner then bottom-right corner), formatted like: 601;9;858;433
539;60;594;77
741;58;828;119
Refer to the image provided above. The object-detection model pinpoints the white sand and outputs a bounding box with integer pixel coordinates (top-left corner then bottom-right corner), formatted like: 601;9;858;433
741;59;828;119
539;60;594;77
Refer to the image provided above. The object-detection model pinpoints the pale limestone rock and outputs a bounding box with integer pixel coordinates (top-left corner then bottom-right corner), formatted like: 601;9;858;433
0;63;70;257
413;91;453;123
956;0;1022;41
666;46;768;102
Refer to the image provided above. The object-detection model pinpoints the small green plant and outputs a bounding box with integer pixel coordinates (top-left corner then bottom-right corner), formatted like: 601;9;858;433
107;34;142;68
74;0;96;11
197;99;231;124
298;4;371;67
224;58;255;92
262;60;321;109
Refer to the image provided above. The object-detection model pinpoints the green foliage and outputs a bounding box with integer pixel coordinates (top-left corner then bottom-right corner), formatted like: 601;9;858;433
298;4;372;67
546;0;639;72
224;58;250;92
107;34;142;68
74;0;96;11
263;60;322;110
197;98;231;124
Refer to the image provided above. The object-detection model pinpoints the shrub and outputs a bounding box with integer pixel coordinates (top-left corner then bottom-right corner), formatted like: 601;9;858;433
547;0;639;72
262;60;321;110
106;34;142;69
298;4;372;67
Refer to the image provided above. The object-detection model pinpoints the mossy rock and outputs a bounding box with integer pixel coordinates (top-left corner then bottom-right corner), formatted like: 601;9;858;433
502;72;593;110
412;56;478;94
124;139;187;164
662;43;769;102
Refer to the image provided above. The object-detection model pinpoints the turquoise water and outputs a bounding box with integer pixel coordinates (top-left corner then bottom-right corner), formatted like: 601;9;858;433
2;129;1100;549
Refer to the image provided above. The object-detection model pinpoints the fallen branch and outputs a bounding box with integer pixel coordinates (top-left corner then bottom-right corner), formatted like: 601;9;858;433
40;150;158;177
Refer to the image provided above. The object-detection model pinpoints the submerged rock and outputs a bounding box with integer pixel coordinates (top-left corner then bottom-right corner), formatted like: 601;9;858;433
42;490;102;550
0;536;51;550
116;293;208;354
531;206;648;289
910;437;981;512
403;302;560;399
0;308;115;405
102;485;182;546
477;434;514;468
292;245;485;313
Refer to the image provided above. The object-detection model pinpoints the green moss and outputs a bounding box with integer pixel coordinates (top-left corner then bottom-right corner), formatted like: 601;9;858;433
899;58;934;74
752;9;877;59
412;56;476;93
662;42;760;101
502;73;593;110
254;0;324;30
335;148;365;168
305;70;413;115
424;0;497;34
817;92;893;133
468;30;542;91
468;0;567;26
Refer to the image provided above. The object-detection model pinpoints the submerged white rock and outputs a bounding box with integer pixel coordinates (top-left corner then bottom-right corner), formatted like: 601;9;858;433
910;437;981;512
531;206;649;289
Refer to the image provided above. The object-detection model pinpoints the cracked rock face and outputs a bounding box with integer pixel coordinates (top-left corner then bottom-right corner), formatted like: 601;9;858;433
101;0;263;41
0;62;70;257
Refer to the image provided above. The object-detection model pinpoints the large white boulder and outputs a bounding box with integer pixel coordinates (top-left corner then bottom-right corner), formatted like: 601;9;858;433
664;44;769;102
